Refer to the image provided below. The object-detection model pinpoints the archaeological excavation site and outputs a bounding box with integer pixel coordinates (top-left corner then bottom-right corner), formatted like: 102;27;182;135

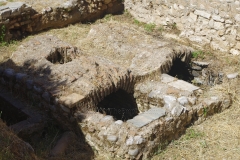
0;0;239;159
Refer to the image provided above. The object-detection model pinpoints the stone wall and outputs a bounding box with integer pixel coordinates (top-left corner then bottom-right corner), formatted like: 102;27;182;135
0;0;123;40
125;0;240;55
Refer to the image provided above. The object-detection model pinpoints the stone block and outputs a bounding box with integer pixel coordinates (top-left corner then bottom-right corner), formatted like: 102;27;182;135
194;10;211;19
214;22;224;30
212;15;224;22
160;73;176;84
230;49;240;55
59;93;84;108
0;8;11;19
127;107;165;128
168;80;199;92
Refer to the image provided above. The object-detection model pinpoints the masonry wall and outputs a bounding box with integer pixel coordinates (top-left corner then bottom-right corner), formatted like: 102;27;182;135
125;0;240;55
0;0;123;40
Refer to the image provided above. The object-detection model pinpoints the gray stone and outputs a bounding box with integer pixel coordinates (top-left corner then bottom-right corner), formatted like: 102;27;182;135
15;73;27;83
212;15;224;22
163;95;176;104
4;68;15;79
128;148;139;156
171;104;184;117
144;107;166;120
60;104;70;113
192;70;200;77
101;115;114;122
127;115;153;128
134;135;144;144
230;49;240;55
168;80;199;92
177;96;189;105
107;135;118;142
127;108;166;128
192;61;209;67
194;10;211;19
160;73;176;83
192;66;202;71
227;72;238;79
115;120;123;125
126;136;134;146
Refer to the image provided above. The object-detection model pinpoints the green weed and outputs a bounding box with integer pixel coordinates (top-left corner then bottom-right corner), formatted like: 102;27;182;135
192;50;204;59
183;128;204;140
104;14;112;21
144;23;156;32
134;19;141;25
203;107;208;117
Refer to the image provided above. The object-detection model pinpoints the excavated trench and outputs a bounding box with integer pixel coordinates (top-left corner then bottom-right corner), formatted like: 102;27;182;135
168;58;194;83
0;96;28;126
96;89;139;121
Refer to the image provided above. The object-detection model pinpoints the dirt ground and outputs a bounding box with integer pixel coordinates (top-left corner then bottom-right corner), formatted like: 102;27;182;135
0;12;240;160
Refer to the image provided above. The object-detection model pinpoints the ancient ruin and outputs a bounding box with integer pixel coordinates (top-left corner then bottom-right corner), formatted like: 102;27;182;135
0;0;238;159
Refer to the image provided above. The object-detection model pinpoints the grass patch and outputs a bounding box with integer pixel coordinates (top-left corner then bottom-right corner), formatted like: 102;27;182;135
144;23;156;32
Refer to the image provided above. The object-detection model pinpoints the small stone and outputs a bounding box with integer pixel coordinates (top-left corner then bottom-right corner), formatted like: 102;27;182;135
126;136;134;146
163;95;176;104
128;148;139;156
168;80;199;92
188;97;196;105
161;73;176;83
192;66;202;71
227;73;238;79
115;120;123;125
101;115;114;122
177;96;189;105
192;61;210;67
134;136;144;144
60;104;70;113
107;135;118;142
4;68;15;79
192;70;200;77
171;104;184;117
230;49;240;55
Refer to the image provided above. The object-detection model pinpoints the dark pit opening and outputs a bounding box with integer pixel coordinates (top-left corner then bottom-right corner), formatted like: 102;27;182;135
0;96;29;126
46;47;80;64
168;58;194;83
97;89;139;121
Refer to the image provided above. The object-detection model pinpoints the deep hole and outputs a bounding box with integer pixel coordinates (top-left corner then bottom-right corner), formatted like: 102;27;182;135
47;51;65;64
0;97;29;126
168;58;194;83
46;50;72;64
97;89;139;121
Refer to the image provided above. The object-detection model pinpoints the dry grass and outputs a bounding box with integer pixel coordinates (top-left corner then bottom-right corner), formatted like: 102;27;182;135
153;102;240;160
152;53;240;159
0;120;37;160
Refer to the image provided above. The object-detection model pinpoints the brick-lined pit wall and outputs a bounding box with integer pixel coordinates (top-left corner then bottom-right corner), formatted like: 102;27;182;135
125;0;240;55
0;0;123;40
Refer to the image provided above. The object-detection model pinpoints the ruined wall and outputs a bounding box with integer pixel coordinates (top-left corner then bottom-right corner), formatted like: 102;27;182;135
0;0;123;40
125;0;240;55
